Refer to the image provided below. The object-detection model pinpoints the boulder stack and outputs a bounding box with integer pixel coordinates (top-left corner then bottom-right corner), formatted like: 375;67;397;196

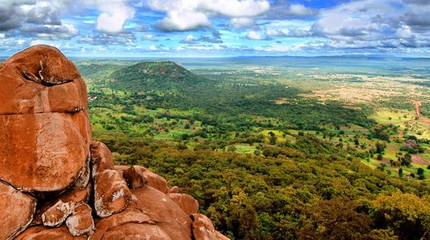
0;45;228;240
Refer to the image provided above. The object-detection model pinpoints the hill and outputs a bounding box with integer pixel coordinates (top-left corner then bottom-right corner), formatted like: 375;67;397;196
109;61;208;92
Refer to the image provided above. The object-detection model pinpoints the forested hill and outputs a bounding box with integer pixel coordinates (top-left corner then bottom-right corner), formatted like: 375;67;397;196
109;60;209;91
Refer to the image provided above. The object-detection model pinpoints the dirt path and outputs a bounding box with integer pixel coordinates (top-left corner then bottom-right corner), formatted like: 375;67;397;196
411;100;421;119
412;154;430;165
397;128;404;138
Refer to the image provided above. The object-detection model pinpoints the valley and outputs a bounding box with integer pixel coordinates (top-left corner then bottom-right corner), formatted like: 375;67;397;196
77;57;430;239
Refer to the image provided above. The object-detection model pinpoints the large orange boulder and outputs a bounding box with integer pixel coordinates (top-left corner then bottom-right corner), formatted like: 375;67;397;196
0;182;36;240
16;225;86;240
94;169;132;217
168;193;200;216
91;142;132;217
91;186;193;240
115;165;169;193
66;203;94;236
0;45;91;192
41;199;74;227
191;214;230;240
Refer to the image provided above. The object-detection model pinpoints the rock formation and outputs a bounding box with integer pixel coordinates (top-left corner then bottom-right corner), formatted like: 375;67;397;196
0;45;228;240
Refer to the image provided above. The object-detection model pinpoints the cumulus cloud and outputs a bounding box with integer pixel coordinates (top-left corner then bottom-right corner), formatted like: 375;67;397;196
268;1;317;19
404;10;430;31
265;28;311;38
146;0;270;31
402;0;429;4
246;30;263;40
79;32;135;45
288;4;315;17
181;34;195;44
155;10;211;32
230;17;255;28
0;0;73;31
180;31;223;44
21;23;79;39
0;0;135;35
141;34;158;41
312;0;391;40
88;0;135;34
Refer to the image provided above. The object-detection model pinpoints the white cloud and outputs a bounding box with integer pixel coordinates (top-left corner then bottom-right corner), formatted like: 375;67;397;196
308;0;430;49
89;0;135;34
230;18;255;28
156;10;210;31
397;24;412;38
181;34;195;43
21;23;79;39
266;29;287;37
266;28;311;38
288;4;314;16
147;0;270;31
246;30;262;40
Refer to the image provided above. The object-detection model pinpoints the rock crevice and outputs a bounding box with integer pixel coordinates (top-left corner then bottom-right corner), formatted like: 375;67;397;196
0;45;228;240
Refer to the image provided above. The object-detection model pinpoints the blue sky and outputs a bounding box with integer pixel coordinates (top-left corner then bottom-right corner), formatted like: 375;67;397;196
0;0;429;58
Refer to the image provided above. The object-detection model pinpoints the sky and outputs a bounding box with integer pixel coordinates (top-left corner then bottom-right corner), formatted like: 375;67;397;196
0;0;429;58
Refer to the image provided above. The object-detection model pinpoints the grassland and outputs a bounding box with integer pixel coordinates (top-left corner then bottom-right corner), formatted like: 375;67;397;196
76;57;430;239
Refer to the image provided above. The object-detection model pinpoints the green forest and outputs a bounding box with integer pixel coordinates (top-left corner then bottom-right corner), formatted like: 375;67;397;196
77;59;430;240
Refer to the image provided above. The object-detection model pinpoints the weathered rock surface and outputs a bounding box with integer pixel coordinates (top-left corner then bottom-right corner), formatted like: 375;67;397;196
41;199;74;227
91;141;115;174
0;45;91;192
66;203;94;236
0;182;36;240
121;165;146;189
168;193;200;216
192;214;230;240
91;186;193;240
94;169;132;217
16;225;86;240
116;165;169;193
1;45;228;240
91;142;132;217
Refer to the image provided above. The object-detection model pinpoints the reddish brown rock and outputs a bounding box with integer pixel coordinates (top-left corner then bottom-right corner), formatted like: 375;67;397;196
191;214;229;240
15;225;86;240
122;165;146;189
0;45;91;192
92;223;172;240
74;160;91;189
0;182;36;240
66;203;94;236
41;199;74;227
116;165;169;193
168;186;180;193
32;183;91;226
92;142;131;218
0;45;87;114
61;183;92;204
168;193;199;216
94;169;132;217
91;141;115;174
91;186;193;240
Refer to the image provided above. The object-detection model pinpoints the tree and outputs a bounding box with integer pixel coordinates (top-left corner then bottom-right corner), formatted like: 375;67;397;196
399;168;404;177
269;131;277;145
402;153;412;166
417;168;425;180
376;142;386;154
298;197;371;239
372;192;430;240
